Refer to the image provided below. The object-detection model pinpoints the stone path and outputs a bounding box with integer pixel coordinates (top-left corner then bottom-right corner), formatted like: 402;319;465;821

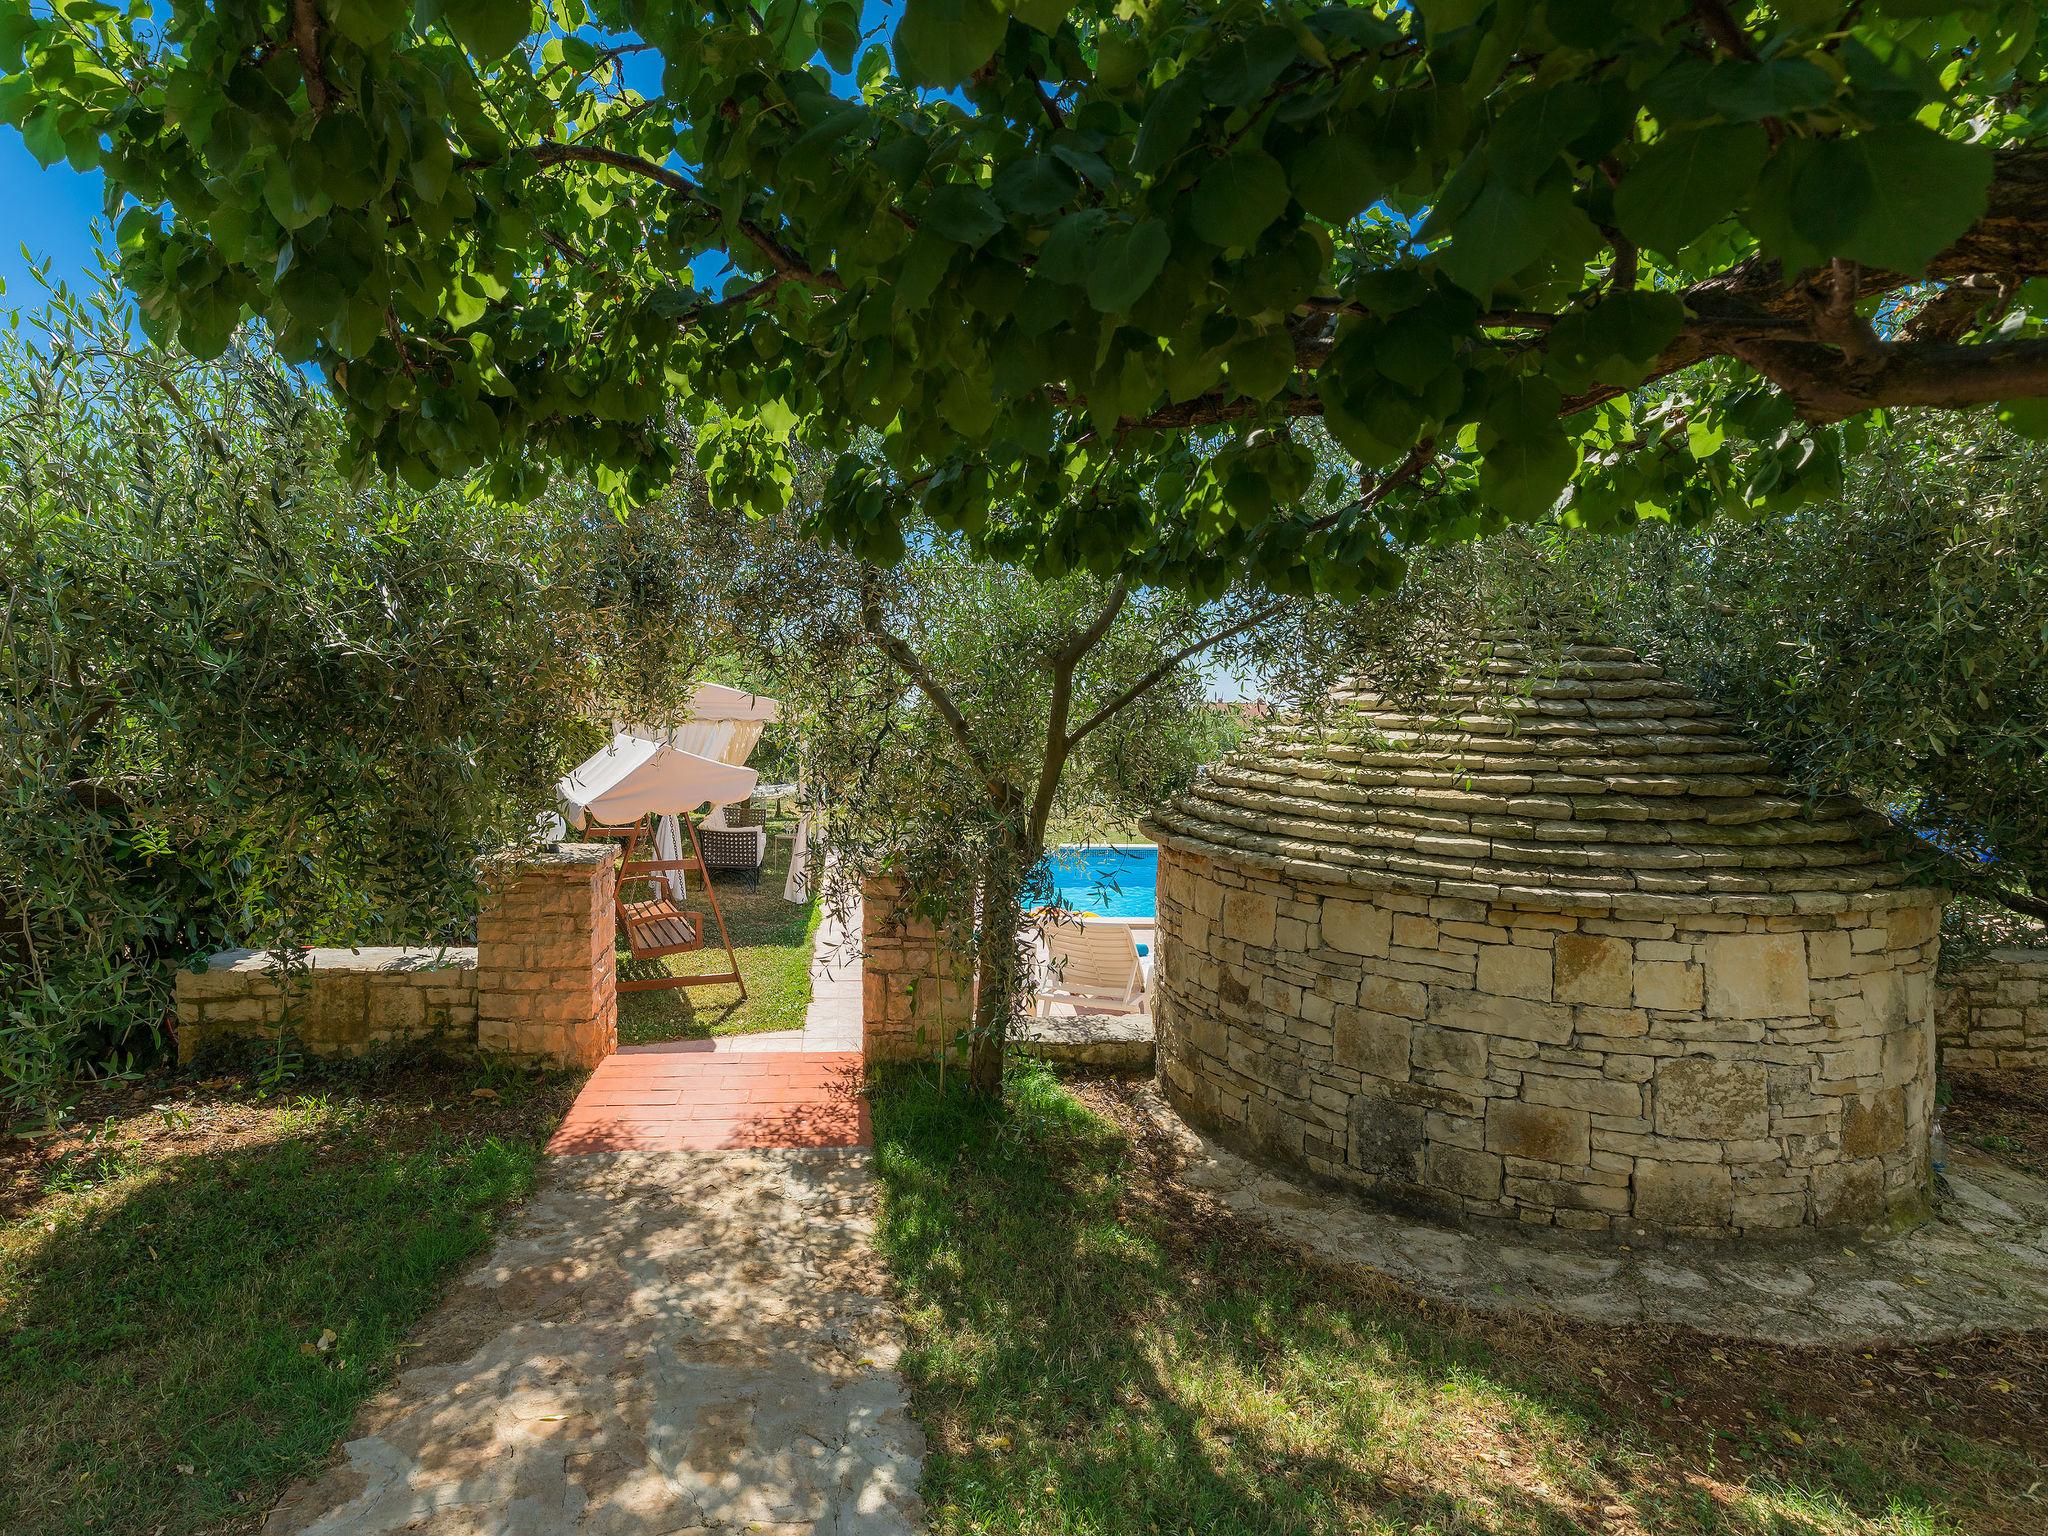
266;899;926;1535
1137;1084;2048;1345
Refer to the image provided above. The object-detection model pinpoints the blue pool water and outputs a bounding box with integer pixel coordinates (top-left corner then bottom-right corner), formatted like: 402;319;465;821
1043;844;1158;919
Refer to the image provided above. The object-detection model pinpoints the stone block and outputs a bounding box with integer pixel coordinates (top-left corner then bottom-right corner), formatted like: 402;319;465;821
1357;973;1428;1021
1432;990;1575;1045
1477;943;1554;1002
1348;1093;1426;1182
1654;1055;1769;1140
1633;1160;1733;1227
1806;928;1854;980
1334;1008;1410;1080
1553;933;1632;1007
1633;959;1703;1012
1811;1157;1885;1227
1410;1023;1488;1078
1322;898;1391;958
1485;1100;1590;1166
1703;933;1810;1019
1425;1143;1503;1201
1840;1087;1906;1159
1222;889;1278;949
1522;1073;1643;1119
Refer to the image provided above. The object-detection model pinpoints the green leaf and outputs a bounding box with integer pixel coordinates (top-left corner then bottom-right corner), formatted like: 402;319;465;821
1225;325;1295;400
1010;0;1069;34
1435;176;1571;299
1479;378;1575;519
326;0;411;48
1613;123;1771;253
921;184;1005;248
1035;208;1108;285
1085;220;1171;312
818;2;861;73
1828;124;1994;275
1995;399;2048;440
1132;74;1203;175
894;0;1006;88
1545;291;1686;391
1706;57;1837;122
1191;149;1290;250
993;153;1079;216
1286;132;1382;225
441;0;531;59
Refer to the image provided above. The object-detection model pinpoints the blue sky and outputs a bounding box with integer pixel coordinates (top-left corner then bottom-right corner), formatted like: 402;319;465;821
3;132;107;303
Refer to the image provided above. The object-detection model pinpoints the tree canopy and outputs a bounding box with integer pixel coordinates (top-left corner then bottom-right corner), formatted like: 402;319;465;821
6;1;2046;594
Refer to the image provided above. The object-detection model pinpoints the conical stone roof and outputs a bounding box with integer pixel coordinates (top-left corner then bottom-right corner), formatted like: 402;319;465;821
1149;639;1923;917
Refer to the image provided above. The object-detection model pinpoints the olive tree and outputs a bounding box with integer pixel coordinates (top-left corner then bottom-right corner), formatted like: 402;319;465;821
675;493;1347;1093
0;270;712;1123
1511;416;2048;929
6;2;2047;598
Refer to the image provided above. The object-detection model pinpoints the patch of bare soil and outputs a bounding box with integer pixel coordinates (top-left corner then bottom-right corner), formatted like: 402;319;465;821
0;1061;578;1224
1945;1068;2048;1177
1074;1075;2048;1536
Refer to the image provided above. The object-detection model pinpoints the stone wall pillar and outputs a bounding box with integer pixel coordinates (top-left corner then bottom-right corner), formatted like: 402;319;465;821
476;843;619;1068
860;875;976;1063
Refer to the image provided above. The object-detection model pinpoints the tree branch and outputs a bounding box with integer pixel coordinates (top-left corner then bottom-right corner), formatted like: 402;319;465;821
861;593;1007;800
517;141;842;290
290;0;333;116
1064;599;1290;754
1028;584;1127;841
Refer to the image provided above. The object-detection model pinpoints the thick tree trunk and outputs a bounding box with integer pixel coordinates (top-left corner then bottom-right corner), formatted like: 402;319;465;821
966;835;1032;1097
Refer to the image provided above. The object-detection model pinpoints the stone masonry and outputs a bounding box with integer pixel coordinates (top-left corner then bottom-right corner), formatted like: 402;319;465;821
1147;639;1944;1238
860;875;975;1064
1939;948;2048;1070
176;843;620;1070
476;842;620;1068
175;947;478;1060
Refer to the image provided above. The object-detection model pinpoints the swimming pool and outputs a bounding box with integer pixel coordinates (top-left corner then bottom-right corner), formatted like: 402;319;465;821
1042;843;1158;918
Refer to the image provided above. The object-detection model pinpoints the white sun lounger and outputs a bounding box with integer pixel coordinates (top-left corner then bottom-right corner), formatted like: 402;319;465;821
1032;917;1147;1016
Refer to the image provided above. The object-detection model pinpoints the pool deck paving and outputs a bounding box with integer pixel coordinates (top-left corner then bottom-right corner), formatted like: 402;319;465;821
264;898;926;1536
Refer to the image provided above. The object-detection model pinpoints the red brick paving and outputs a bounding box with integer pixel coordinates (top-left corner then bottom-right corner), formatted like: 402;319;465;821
547;1047;869;1153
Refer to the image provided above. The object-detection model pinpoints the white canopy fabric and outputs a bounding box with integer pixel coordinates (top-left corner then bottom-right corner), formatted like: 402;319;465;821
628;684;782;768
558;733;759;830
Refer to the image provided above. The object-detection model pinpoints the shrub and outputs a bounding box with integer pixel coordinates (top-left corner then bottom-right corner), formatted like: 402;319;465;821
0;273;708;1123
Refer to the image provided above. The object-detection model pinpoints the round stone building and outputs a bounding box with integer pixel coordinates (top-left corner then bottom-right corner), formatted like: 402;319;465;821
1147;639;1943;1236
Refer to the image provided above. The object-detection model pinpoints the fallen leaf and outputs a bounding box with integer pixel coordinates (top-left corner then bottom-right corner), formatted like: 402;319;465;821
471;1088;500;1101
316;1328;338;1354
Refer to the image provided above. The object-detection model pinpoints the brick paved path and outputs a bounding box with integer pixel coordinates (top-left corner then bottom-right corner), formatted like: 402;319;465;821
264;900;924;1535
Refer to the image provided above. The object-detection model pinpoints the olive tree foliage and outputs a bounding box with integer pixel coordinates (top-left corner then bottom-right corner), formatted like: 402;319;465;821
0;273;713;1124
6;2;2048;598
1502;418;2048;932
673;491;1353;1092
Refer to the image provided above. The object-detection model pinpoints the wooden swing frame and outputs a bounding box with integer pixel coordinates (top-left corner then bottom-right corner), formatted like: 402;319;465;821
585;813;748;998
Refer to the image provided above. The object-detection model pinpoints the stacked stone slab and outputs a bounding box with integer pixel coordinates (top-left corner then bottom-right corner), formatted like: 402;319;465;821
475;843;620;1069
861;875;976;1063
1939;949;2048;1070
1147;639;1943;1236
176;947;478;1059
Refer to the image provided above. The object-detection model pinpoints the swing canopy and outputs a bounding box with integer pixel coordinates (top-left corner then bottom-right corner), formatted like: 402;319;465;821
558;733;758;830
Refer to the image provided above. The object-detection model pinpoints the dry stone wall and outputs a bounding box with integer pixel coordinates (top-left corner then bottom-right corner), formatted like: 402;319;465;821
1154;844;1941;1235
176;947;477;1060
175;843;620;1070
1938;949;2048;1070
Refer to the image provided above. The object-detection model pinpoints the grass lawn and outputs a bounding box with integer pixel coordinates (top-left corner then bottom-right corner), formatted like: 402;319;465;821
872;1066;2047;1536
0;1059;577;1536
616;821;819;1043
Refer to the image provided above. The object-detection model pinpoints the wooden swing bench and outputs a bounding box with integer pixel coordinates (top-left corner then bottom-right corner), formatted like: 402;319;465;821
587;818;747;998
